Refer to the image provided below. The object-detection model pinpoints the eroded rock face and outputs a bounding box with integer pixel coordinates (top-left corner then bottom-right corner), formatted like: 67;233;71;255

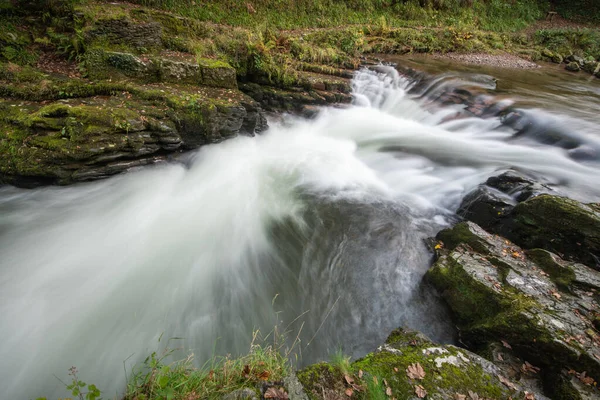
0;86;266;186
426;221;600;399
297;328;542;400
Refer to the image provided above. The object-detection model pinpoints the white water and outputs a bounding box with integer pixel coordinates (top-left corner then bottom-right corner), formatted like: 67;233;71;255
1;67;600;399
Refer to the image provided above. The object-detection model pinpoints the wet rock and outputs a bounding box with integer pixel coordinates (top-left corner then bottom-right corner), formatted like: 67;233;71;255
457;170;554;231
500;195;600;270
582;61;600;75
566;55;585;66
0;86;266;186
426;221;600;398
566;61;582;72
297;328;527;400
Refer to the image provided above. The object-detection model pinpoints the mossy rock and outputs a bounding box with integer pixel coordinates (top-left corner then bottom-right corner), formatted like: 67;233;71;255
0;83;266;186
297;328;518;400
426;221;600;394
501;194;600;270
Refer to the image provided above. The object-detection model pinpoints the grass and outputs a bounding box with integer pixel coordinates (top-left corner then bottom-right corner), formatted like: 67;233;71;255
123;341;289;400
124;0;548;32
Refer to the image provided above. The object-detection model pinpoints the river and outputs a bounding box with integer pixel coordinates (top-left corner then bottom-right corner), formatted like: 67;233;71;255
1;60;600;399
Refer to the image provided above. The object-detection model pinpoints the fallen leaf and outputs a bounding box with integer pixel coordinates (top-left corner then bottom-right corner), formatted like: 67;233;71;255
454;394;466;400
497;375;517;390
406;363;426;380
358;370;363;378
468;391;479;400
386;387;392;396
393;367;398;373
497;353;504;361
415;385;427;398
264;387;289;400
344;375;354;385
383;378;388;387
345;388;354;397
258;370;271;381
501;340;512;349
551;290;562;300
524;392;535;400
579;371;595;386
434;243;443;250
242;364;250;377
521;361;540;374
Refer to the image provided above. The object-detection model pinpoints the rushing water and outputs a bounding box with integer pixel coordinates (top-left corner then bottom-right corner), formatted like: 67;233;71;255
1;63;600;399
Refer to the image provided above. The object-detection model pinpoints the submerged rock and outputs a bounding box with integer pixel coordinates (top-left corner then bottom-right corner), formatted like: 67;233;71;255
426;221;600;399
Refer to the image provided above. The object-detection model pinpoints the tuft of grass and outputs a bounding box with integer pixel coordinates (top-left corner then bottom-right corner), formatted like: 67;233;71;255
330;348;351;375
124;331;291;400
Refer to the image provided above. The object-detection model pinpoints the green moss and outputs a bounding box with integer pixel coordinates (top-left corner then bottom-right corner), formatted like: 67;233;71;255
526;248;576;290
436;222;491;254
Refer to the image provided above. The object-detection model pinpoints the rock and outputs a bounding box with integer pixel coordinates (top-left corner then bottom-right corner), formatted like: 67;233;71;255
552;53;564;64
457;170;554;231
582;61;600;75
84;50;238;89
566;61;581;72
283;373;309;400
222;388;258;400
500;195;600;270
85;16;163;51
298;328;529;400
426;221;600;398
565;54;585;66
0;85;266;186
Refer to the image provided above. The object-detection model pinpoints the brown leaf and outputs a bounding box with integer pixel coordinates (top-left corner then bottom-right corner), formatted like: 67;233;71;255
383;378;388;387
468;391;479;400
393;367;398;373
358;370;363;378
524;392;535;400
386;387;392;396
345;388;354;397
501;340;512;349
258;370;271;381
406;363;426;380
497;375;517;390
242;364;250;377
454;394;466;400
521;361;540;374
264;387;289;400
344;375;355;385
551;290;562;300
415;385;427;398
497;353;504;362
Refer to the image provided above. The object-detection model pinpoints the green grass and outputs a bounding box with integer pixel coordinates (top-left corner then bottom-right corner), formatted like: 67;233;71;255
123;0;548;32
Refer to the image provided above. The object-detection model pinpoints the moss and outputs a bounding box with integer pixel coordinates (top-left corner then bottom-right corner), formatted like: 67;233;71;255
436;222;491;254
296;363;344;400
526;248;576;290
352;329;507;399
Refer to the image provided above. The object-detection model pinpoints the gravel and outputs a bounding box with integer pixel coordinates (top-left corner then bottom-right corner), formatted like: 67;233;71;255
432;53;540;69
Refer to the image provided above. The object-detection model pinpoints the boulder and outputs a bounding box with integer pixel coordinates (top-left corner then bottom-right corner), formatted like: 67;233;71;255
566;62;581;72
457;170;554;231
566;55;585;66
500;195;600;270
427;221;600;398
582;61;600;75
297;327;535;400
